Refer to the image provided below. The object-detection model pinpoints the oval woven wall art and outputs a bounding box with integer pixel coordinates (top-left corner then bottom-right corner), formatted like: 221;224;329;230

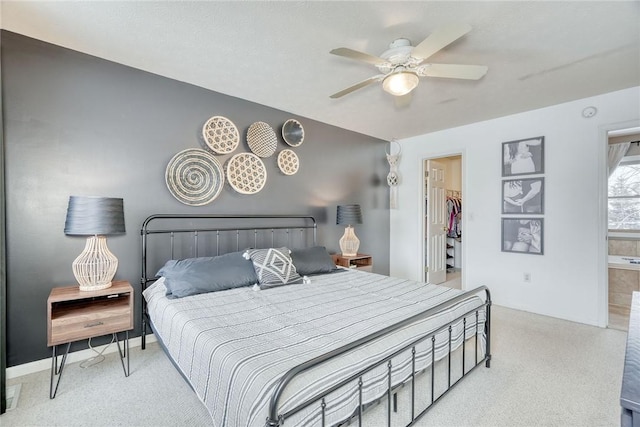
247;121;277;157
165;148;224;206
226;152;267;194
277;149;299;175
282;119;305;147
202;116;239;154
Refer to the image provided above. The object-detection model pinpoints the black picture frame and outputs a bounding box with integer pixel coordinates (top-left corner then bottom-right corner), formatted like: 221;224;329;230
501;217;544;255
502;177;544;215
502;136;544;177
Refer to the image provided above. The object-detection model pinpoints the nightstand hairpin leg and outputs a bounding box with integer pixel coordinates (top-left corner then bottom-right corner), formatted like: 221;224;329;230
115;331;130;377
49;342;71;399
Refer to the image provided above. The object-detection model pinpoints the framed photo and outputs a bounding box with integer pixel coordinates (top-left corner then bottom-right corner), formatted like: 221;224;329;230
502;177;544;214
501;218;544;255
502;136;544;177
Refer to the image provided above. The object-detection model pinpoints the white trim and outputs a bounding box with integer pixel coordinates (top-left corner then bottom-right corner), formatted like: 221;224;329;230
460;153;467;290
609;231;640;239
619;154;640;164
419;157;426;282
599;123;609;328
6;334;157;380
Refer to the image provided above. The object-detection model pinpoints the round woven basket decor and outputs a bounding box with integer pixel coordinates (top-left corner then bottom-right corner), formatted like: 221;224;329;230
277;149;299;175
165;148;224;205
226;152;267;194
202;116;240;154
282;119;305;147
247;121;277;157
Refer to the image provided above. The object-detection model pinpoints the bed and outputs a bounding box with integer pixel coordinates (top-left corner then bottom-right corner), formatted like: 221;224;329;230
140;214;491;427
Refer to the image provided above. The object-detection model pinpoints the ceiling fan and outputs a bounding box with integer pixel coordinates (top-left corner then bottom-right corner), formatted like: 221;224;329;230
329;23;488;99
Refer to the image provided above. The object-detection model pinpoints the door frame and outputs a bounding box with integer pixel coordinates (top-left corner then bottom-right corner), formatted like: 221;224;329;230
420;150;465;287
425;159;447;284
598;119;640;327
0;56;5;413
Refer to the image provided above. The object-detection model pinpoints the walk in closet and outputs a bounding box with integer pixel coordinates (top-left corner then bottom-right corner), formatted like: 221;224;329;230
446;190;462;272
424;155;462;288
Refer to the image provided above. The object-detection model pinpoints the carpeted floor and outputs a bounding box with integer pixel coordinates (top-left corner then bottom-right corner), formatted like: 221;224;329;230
1;305;627;426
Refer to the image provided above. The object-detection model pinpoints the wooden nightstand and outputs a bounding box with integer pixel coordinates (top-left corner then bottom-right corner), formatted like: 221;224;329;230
332;254;373;272
47;280;133;398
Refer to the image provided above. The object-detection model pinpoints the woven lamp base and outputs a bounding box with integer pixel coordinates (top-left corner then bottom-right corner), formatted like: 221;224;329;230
339;226;360;257
72;235;118;291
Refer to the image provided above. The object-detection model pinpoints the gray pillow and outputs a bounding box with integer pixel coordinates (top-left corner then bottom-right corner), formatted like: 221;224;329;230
243;247;302;289
290;246;338;275
156;251;258;298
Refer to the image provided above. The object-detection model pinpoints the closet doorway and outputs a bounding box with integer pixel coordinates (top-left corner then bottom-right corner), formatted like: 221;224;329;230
423;154;463;289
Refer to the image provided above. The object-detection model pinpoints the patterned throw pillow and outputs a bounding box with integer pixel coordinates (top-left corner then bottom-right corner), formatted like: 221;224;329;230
243;247;302;289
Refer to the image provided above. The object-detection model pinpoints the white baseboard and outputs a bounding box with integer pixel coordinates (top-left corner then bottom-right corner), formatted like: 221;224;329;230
7;334;157;380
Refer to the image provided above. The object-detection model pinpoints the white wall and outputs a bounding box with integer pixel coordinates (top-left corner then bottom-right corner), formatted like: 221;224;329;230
391;87;640;326
438;156;462;192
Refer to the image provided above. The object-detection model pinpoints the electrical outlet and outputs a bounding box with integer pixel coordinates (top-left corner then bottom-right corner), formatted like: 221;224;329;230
523;272;531;282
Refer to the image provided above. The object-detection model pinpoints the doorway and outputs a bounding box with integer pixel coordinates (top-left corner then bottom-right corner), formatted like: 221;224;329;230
606;125;640;330
423;154;463;289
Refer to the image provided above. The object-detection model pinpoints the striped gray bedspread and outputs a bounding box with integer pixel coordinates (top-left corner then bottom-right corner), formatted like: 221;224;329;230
143;269;486;426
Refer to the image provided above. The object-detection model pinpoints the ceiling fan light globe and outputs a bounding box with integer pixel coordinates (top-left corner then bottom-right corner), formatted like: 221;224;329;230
382;72;419;96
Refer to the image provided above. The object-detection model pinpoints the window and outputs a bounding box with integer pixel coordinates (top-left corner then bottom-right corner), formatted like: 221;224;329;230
609;155;640;230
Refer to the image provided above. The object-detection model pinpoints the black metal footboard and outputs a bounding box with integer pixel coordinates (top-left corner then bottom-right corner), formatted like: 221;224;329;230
265;285;491;427
139;213;491;426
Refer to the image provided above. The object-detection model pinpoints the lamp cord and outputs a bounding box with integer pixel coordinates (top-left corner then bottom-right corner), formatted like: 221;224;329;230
79;335;115;369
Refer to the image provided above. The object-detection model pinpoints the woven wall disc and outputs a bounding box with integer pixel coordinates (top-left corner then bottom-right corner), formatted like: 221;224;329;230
202;116;240;154
282;119;305;147
226;152;267;194
165;148;224;206
277;149;299;175
247;121;277;157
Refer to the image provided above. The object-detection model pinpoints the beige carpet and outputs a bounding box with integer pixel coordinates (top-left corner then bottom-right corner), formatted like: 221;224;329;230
1;305;627;426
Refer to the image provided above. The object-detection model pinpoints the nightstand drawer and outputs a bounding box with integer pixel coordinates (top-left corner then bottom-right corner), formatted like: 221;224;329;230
47;282;134;346
332;254;373;272
50;298;132;345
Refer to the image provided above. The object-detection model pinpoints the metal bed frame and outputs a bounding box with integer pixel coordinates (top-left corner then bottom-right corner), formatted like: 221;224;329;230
140;214;491;427
140;213;317;350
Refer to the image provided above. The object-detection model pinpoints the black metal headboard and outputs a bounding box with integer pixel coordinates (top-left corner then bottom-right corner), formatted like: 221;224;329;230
140;214;317;348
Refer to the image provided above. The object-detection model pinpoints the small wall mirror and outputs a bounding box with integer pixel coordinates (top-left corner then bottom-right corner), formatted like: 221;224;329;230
282;119;305;147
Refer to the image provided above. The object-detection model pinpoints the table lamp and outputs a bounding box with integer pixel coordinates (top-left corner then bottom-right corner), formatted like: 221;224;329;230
336;204;363;257
64;196;125;291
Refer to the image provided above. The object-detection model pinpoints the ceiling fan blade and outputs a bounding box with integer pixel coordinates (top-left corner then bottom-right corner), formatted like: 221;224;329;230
411;23;472;61
394;92;413;109
330;47;387;66
419;63;488;80
330;75;384;99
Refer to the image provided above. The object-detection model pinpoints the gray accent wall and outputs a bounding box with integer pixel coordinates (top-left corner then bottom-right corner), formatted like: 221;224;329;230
1;31;390;366
1;29;7;412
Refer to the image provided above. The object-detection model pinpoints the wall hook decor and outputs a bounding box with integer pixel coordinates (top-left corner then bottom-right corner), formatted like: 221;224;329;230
386;139;401;209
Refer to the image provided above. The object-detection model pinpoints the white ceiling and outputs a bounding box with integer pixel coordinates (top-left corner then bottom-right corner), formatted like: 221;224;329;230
1;1;639;141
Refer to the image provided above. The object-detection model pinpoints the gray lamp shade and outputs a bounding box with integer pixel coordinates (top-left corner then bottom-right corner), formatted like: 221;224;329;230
336;204;363;225
64;196;126;236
